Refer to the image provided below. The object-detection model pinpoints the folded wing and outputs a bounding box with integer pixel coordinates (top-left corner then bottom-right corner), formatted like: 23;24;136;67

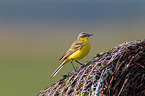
59;40;84;61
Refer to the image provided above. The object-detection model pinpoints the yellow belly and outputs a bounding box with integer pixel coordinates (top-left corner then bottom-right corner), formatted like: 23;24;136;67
67;38;91;60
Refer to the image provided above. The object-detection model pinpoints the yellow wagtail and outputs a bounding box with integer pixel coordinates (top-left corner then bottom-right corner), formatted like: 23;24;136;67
50;32;93;78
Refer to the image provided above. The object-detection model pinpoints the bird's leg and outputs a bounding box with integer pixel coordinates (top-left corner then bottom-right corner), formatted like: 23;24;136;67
75;60;83;66
71;60;76;71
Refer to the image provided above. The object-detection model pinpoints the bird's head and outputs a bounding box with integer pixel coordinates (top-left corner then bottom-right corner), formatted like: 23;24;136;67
77;32;93;39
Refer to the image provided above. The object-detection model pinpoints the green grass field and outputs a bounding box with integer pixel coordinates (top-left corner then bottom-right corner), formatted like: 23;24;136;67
0;25;144;96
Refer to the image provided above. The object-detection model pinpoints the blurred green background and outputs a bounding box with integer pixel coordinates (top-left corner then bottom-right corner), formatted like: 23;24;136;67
0;0;145;96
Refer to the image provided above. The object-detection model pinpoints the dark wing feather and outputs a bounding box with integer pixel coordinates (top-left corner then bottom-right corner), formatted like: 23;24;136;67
59;40;84;61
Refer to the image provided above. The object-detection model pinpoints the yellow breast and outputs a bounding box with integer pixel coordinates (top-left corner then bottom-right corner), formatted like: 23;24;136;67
67;37;91;60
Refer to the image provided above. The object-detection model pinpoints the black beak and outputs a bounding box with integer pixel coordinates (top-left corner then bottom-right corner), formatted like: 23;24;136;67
88;34;93;36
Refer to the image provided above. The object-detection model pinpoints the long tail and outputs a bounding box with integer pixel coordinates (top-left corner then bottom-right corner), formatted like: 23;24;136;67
50;59;69;78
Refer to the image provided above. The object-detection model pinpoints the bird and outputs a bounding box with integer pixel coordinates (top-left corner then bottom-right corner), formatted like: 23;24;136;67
50;32;93;78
